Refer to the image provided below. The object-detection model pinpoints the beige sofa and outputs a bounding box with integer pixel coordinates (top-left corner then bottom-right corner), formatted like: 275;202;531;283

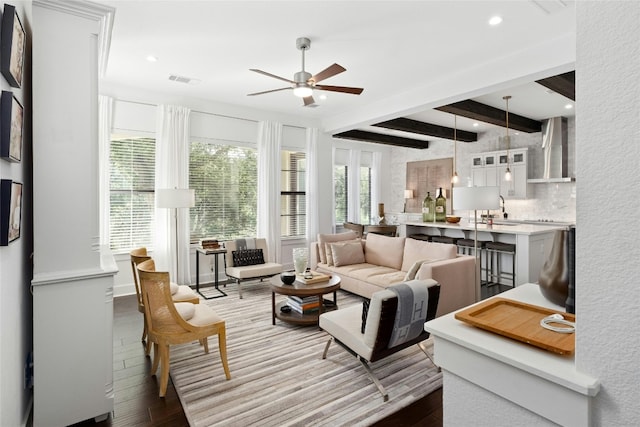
310;231;476;317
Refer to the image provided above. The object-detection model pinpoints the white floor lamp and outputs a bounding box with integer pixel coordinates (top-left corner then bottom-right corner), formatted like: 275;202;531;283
156;188;195;284
452;186;500;301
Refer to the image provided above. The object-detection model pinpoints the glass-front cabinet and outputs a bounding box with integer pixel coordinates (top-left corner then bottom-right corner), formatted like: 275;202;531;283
472;148;528;199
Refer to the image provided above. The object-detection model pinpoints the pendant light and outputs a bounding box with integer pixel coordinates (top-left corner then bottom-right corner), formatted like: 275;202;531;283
503;95;512;181
451;114;459;184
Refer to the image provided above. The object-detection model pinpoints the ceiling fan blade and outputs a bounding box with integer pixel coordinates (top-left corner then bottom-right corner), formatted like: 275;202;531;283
310;63;346;84
303;95;315;106
314;84;364;95
247;87;291;96
249;69;295;84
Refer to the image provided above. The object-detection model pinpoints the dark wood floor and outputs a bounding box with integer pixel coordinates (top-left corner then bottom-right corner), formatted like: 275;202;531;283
69;293;443;426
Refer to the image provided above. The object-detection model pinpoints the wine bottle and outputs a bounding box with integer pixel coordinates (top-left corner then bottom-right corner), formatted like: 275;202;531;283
435;187;446;222
422;192;434;222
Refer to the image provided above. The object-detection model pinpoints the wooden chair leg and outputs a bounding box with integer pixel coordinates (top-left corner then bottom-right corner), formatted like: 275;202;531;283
201;337;209;353
150;343;160;376
218;327;231;380
159;344;170;397
141;321;147;343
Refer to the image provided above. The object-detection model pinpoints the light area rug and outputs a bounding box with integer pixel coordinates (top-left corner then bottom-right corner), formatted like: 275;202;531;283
169;281;442;427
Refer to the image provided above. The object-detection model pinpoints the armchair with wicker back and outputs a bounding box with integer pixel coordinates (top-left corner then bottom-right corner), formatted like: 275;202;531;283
137;258;231;397
130;247;200;355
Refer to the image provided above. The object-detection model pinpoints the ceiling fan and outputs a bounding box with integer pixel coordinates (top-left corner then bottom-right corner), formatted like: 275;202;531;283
248;37;364;107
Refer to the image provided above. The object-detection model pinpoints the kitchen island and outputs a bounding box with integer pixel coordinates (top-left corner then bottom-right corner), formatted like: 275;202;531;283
398;220;570;286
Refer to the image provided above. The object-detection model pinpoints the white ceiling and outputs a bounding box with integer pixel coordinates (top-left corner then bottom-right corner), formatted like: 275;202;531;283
100;0;576;138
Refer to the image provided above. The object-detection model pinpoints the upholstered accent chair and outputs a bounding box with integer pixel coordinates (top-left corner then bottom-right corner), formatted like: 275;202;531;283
320;279;440;401
224;238;283;298
137;259;231;397
130;247;199;355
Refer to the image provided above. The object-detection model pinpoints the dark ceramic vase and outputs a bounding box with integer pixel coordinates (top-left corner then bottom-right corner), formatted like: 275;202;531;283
538;229;569;306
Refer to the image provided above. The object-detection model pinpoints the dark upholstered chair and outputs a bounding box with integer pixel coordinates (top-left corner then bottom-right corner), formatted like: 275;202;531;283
319;279;440;401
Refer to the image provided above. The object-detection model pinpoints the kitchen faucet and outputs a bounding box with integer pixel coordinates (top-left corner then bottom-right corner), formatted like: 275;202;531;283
499;195;508;219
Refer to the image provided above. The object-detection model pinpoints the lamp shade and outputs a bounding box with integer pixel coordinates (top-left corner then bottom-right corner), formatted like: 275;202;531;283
453;186;500;211
156;188;195;208
404;189;414;199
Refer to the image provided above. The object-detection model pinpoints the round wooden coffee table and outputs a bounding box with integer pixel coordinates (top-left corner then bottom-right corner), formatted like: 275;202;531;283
269;274;341;326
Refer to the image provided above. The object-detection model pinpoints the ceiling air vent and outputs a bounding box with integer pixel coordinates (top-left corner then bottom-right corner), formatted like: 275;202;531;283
168;74;201;85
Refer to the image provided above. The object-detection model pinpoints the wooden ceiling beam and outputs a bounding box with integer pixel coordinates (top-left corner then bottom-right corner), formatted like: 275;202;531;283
373;117;478;142
436;100;542;133
333;130;429;149
536;71;575;101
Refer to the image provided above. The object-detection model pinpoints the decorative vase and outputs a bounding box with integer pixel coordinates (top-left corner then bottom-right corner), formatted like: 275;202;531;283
293;247;308;274
538;229;569;306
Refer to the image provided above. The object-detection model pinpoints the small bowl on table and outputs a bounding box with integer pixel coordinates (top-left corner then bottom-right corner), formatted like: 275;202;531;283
280;271;296;285
446;216;461;224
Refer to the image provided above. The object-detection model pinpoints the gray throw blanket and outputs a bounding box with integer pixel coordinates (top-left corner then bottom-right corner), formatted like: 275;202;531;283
234;238;257;251
388;282;428;348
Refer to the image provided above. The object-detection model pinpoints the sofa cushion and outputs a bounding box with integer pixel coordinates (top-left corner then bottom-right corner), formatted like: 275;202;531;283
317;231;357;264
401;238;458;272
331;240;365;267
232;249;265;266
364;233;405;270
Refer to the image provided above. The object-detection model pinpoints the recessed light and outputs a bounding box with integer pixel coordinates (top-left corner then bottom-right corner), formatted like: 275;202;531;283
489;16;503;26
565;103;573;109
473;122;479;127
319;94;327;100
146;55;158;62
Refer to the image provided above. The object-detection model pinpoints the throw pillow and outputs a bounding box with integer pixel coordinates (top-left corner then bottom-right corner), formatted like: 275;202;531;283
232;249;265;267
403;259;434;281
331;240;365;267
361;298;370;334
317;231;358;264
325;243;335;266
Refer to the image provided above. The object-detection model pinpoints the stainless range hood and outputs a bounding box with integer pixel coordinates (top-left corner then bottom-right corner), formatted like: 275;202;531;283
541;116;569;179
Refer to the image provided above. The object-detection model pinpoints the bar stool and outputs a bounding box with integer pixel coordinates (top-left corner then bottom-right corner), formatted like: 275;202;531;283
409;234;432;242
431;236;459;245
485;242;516;288
457;238;490;284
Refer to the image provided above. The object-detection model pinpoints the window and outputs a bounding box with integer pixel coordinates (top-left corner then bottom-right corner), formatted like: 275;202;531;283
189;141;258;242
281;151;306;238
334;165;347;225
359;166;372;224
109;136;156;252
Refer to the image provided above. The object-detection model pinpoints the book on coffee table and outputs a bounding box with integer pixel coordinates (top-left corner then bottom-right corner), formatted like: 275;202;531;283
296;271;331;285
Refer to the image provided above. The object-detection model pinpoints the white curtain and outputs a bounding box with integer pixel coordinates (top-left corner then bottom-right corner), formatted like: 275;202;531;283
347;149;361;223
305;128;319;245
257;121;282;263
98;95;113;246
371;151;382;220
154;104;192;284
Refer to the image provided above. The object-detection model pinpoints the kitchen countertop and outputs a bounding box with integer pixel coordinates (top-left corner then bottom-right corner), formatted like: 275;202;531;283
404;220;570;236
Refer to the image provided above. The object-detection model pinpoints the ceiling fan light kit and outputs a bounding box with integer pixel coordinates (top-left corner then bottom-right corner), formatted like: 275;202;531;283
248;37;363;107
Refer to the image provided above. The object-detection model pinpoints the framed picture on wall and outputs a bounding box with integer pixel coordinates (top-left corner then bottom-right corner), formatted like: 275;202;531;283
1;3;26;88
0;179;22;245
0;90;23;162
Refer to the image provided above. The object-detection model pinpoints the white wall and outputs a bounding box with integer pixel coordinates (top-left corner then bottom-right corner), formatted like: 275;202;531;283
0;2;33;426
576;1;640;424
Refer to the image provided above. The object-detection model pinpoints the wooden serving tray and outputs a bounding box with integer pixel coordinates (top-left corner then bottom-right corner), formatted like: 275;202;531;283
454;298;576;355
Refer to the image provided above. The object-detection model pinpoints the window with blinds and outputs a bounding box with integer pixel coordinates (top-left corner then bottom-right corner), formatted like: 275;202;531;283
189;141;258;242
360;166;372;224
109;136;156;252
334;165;347;225
281;151;306;238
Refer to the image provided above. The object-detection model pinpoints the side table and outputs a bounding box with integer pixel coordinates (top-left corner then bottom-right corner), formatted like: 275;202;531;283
195;247;228;299
269;274;341;327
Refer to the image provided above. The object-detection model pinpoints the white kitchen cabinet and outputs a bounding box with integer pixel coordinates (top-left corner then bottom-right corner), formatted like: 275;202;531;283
473;149;527;199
